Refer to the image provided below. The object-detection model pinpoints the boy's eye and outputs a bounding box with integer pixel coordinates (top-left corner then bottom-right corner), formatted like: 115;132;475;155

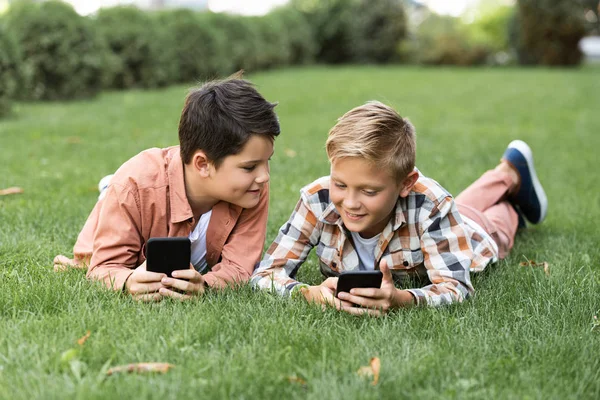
363;190;377;196
334;182;346;189
243;166;256;172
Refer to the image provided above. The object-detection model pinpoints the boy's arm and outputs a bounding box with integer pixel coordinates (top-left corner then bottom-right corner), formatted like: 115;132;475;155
251;195;321;296
202;184;269;288
407;196;475;307
86;184;143;290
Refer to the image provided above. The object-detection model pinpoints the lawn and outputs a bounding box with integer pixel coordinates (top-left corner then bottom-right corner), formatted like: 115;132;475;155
1;66;599;399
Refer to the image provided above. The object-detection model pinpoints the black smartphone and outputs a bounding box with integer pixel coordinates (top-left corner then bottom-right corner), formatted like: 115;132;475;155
335;270;383;297
146;237;191;278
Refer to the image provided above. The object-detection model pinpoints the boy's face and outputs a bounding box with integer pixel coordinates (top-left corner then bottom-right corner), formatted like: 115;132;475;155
205;135;274;209
330;157;414;239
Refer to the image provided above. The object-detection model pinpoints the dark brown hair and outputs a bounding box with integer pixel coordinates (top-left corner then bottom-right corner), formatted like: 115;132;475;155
178;74;280;167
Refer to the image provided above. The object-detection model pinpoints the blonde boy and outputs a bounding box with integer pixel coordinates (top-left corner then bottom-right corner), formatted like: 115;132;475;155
252;101;546;315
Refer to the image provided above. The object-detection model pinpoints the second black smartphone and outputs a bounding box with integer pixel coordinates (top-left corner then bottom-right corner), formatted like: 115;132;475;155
146;237;191;278
335;270;383;297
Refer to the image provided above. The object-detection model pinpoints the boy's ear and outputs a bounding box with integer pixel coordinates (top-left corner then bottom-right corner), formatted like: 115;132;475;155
399;170;419;198
191;150;212;178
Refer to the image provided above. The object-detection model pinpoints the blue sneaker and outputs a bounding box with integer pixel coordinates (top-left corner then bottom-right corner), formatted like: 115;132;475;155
502;140;547;224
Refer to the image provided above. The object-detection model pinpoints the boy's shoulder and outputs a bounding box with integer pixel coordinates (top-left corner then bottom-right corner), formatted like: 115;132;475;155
411;170;452;205
110;146;180;191
299;176;333;216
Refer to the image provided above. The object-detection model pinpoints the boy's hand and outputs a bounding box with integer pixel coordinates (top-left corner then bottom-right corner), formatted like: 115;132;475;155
336;260;415;316
159;264;206;300
301;278;354;310
125;261;166;302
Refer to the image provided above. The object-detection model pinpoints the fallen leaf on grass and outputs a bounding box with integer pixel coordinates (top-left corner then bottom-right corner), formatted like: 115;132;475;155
66;136;82;144
77;331;91;346
357;357;380;385
519;260;550;276
0;187;24;196
287;375;307;386
284;148;297;158
106;363;174;375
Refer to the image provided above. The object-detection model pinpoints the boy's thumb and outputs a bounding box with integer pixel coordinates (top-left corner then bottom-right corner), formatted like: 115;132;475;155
379;259;393;283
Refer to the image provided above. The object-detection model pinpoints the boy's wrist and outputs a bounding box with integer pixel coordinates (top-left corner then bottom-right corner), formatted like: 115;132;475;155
393;289;416;308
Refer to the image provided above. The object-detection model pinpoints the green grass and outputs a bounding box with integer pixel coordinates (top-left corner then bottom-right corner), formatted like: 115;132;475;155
1;66;599;399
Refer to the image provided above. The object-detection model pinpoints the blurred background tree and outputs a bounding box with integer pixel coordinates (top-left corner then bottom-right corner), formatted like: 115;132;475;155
512;0;587;66
0;22;20;115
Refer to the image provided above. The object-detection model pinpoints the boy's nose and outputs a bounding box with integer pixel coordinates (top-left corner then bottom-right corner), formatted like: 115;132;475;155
342;195;360;210
255;168;270;184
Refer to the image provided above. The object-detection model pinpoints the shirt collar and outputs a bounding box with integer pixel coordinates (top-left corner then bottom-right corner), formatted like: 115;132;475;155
167;147;195;224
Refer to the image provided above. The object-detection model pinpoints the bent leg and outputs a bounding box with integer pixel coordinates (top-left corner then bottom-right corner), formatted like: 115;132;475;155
455;169;513;212
456;168;519;259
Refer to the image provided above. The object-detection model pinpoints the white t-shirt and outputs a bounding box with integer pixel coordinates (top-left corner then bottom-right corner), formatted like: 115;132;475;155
189;210;212;272
350;231;381;270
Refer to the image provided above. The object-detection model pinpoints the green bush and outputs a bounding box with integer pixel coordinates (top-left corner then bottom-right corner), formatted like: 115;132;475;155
349;0;408;63
268;7;316;65
4;1;106;101
250;14;292;69
95;6;172;89
292;0;358;64
155;10;231;83
405;14;492;66
512;0;586;66
210;13;264;72
467;6;514;53
0;22;20;116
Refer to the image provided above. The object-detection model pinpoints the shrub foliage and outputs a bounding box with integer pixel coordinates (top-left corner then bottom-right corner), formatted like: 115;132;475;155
4;1;106;101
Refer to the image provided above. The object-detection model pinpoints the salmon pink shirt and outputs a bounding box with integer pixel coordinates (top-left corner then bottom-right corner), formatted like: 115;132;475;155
67;146;269;290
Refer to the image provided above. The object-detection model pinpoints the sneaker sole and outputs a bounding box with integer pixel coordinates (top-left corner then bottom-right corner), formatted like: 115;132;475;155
507;140;547;223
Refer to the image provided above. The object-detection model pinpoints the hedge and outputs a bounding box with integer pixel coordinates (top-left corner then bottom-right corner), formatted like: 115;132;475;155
4;1;106;101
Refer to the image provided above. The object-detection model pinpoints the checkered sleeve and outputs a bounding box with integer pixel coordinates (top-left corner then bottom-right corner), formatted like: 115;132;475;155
407;196;475;307
251;194;322;297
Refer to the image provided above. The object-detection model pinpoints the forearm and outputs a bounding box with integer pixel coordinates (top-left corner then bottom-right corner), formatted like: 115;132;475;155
406;281;470;307
251;260;304;297
86;264;134;291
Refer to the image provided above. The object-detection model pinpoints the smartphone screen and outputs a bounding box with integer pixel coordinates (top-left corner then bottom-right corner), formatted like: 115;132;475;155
335;270;383;297
146;237;191;277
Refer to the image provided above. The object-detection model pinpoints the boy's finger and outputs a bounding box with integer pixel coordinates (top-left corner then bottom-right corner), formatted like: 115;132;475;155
159;287;191;301
379;259;394;284
340;305;382;317
161;277;196;293
348;288;381;298
132;293;163;302
130;281;164;295
172;269;204;285
136;271;167;283
322;277;339;290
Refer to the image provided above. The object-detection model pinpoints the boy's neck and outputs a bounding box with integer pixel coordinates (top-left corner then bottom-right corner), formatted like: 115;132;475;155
183;163;218;218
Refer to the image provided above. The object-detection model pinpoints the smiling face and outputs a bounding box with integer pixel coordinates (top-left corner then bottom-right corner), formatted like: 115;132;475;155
330;157;413;239
202;134;274;209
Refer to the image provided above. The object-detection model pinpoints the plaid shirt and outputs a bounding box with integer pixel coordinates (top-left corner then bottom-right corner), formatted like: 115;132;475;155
251;172;498;307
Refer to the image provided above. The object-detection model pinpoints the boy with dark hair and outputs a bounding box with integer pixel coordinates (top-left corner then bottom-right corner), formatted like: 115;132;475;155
54;75;280;301
251;101;546;315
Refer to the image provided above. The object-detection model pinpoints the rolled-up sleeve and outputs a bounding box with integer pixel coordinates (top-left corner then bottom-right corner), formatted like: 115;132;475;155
407;196;474;307
86;184;142;290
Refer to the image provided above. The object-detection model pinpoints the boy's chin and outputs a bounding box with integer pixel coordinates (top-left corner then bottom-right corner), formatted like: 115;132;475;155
232;197;260;209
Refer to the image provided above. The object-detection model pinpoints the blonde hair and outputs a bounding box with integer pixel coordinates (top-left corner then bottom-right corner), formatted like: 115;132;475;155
326;101;416;181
